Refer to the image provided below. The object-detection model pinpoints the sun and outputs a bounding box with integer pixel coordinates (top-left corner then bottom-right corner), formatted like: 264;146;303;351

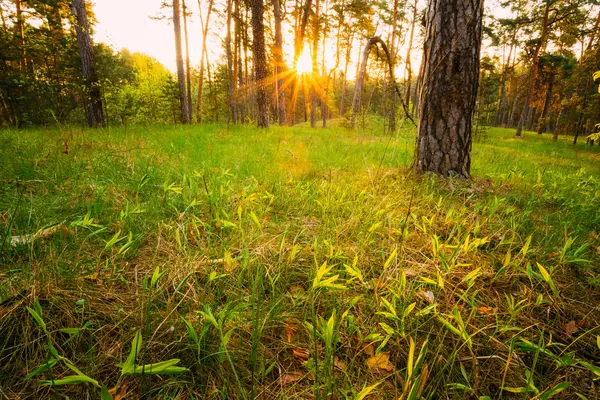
296;47;312;74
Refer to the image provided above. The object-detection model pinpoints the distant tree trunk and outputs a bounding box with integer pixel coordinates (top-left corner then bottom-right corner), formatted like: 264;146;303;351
515;1;550;137
182;0;193;122
404;0;417;111
537;72;554;134
310;0;319;128
272;0;287;125
173;0;190;123
225;0;236;123
388;0;399;131
339;32;353;117
197;0;214;122
495;26;517;126
250;0;269;127
71;0;104;128
288;0;313;125
415;0;483;178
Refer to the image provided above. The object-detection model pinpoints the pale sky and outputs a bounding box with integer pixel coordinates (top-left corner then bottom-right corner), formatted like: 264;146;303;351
94;0;204;71
93;0;511;74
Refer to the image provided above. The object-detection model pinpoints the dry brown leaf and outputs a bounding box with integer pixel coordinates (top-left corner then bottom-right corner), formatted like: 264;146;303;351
564;321;579;338
278;371;304;386
476;306;496;315
108;383;127;400
363;342;375;357
334;356;345;371
285;323;296;343
292;348;309;361
416;290;435;304
366;352;394;373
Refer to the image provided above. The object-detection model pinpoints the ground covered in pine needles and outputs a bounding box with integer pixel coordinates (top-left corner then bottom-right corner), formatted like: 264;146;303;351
1;121;600;399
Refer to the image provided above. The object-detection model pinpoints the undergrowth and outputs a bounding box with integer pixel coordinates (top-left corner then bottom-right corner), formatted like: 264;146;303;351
1;123;600;399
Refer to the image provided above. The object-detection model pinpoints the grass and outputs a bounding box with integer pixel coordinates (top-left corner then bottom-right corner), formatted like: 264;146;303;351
1;120;600;398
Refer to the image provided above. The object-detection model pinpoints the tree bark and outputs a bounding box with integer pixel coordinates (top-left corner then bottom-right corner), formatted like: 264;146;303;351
250;0;269;127
173;0;191;123
196;0;214;122
415;0;484;178
71;0;104;128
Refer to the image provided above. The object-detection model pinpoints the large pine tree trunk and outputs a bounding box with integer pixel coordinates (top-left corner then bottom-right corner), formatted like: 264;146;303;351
71;0;104;128
250;0;269;128
415;0;483;178
173;0;190;123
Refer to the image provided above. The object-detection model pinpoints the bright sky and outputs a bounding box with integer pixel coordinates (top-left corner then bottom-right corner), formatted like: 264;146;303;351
93;0;511;75
94;0;204;71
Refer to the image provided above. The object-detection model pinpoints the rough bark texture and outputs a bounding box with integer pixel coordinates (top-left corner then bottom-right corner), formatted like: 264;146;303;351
416;0;483;178
173;0;190;124
250;0;269;128
71;0;104;127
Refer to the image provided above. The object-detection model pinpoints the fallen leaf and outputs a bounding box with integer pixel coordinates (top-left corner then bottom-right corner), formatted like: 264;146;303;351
292;348;309;361
278;371;304;386
108;383;127;400
416;290;435;304
285;323;296;343
477;306;496;315
334;356;345;371
564;321;579;338
366;352;394;373
363;342;375;357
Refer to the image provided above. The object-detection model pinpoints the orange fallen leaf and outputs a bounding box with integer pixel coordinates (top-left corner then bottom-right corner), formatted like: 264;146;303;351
363;342;375;357
292;348;309;361
108;383;127;400
278;371;304;386
366;352;394;373
476;306;496;315
285;323;296;343
334;356;345;371
564;321;579;338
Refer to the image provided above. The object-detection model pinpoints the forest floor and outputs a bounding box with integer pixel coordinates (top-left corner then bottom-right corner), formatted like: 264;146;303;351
1;121;600;399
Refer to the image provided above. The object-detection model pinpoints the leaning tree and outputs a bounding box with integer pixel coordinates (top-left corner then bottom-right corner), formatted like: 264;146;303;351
415;0;484;178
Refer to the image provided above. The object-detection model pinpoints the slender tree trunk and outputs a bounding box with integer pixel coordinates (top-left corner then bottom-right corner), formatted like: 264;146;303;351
404;0;418;111
537;72;554;135
182;0;193;122
339;33;353;117
495;26;517;126
250;0;269;127
173;0;190;123
416;0;484;178
225;0;237;123
71;0;104;127
196;0;214;122
288;0;313;125
272;0;287;125
515;1;550;137
310;0;319;128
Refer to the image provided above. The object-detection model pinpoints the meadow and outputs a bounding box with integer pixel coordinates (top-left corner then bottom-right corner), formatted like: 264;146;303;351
1;121;600;399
